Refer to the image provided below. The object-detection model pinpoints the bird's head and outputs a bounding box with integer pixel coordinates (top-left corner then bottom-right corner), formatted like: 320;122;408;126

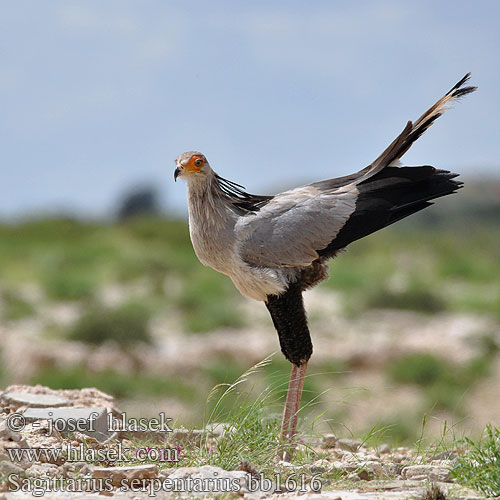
174;152;211;182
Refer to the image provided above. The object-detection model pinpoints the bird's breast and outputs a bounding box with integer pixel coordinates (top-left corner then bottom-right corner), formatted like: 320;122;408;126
187;214;236;276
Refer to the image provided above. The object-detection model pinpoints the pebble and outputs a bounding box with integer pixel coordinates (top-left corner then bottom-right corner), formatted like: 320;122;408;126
336;438;362;452
309;459;332;473
321;433;338;448
92;464;158;487
378;443;391;454
25;463;60;478
0;460;25;475
384;462;404;477
0;420;21;442
169;428;205;445
167;465;252;495
392;453;408;463
432;449;457;460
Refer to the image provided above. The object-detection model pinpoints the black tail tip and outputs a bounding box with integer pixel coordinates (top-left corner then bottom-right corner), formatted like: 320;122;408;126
450;72;477;98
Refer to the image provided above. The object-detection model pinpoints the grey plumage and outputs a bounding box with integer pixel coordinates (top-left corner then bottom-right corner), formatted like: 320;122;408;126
176;74;476;302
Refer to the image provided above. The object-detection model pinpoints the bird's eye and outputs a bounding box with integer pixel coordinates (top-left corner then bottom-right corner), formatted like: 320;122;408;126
194;159;203;167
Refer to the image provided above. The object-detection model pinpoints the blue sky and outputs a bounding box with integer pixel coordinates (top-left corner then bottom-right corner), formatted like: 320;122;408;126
2;1;499;218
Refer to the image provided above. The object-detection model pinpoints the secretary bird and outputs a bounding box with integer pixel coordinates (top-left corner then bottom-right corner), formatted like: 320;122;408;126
174;74;476;461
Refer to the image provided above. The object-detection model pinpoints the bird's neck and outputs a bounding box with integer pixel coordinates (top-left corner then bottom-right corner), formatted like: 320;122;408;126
186;171;234;232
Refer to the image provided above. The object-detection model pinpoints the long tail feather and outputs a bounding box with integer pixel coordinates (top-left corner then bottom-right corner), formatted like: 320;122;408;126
354;74;477;185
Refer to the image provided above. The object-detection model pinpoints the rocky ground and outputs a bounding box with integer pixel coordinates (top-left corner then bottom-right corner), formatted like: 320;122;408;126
0;386;487;500
2;285;499;440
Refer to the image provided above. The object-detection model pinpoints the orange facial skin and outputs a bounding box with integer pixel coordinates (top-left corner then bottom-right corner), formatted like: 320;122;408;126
183;154;206;173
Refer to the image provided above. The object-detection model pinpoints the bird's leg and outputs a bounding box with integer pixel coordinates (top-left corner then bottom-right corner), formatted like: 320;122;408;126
278;361;308;462
279;363;298;445
265;282;312;463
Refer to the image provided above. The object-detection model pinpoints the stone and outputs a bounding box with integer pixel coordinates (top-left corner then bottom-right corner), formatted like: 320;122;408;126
361;460;383;478
0;419;21;442
25;463;60;478
23;407;111;442
321;433;338;448
1;392;71;408
432;449;457;460
92;464;158;487
393;453;408;463
384;462;404;477
402;464;452;482
336;438;362;452
309;459;332;473
167;465;251;494
169;428;207;446
0;460;24;475
21;422;65;458
378;443;391;454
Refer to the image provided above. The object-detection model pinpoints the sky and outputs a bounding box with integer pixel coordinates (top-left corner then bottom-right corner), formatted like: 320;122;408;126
1;1;499;218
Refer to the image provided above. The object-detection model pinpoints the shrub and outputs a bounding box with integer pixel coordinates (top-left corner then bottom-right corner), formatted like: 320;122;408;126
364;284;446;313
388;353;492;412
42;271;96;301
69;303;152;346
388;353;449;386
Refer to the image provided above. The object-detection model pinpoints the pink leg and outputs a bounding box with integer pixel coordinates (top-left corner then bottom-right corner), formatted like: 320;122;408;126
278;362;308;462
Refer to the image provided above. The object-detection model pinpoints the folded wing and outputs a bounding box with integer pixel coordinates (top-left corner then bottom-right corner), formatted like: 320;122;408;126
236;74;475;269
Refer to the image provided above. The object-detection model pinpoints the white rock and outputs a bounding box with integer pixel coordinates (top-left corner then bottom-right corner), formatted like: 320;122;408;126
402;464;452;482
1;392;71;408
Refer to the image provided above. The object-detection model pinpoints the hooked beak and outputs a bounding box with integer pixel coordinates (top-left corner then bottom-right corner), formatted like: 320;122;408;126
174;167;182;182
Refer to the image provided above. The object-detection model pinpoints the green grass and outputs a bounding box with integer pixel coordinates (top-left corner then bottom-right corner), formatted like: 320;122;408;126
0;289;36;320
363;282;446;313
121;356;327;478
452;425;500;497
68;302;152;346
324;225;500;317
117;357;284;473
362;418;417;446
388;353;449;386
42;270;97;301
387;353;492;412
176;269;245;333
31;365;199;401
1;216;499;322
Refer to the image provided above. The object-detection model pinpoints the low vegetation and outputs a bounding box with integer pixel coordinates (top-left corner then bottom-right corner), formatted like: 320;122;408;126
452;425;500;497
387;352;492;413
0;289;35;321
31;365;200;402
69;302;152;346
0;197;498;451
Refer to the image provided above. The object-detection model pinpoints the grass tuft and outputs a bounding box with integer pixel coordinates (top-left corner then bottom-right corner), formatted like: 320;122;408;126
452;425;500;497
420;482;447;500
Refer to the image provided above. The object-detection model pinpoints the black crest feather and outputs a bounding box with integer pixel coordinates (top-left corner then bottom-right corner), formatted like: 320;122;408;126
215;174;273;213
